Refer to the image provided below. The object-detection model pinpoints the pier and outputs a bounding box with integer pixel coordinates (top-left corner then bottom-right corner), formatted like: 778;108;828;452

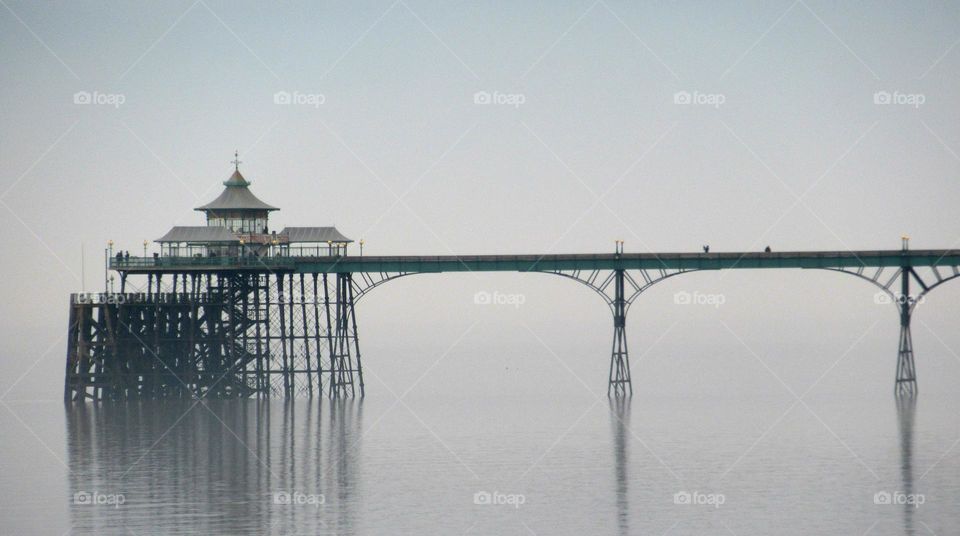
65;159;960;401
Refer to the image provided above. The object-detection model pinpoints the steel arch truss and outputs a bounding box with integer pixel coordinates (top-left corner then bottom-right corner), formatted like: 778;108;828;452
544;267;699;397
546;267;698;313
350;271;413;303
351;266;698;398
819;261;960;397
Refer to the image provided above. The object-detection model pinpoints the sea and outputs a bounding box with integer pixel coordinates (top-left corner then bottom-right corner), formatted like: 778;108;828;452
1;383;957;535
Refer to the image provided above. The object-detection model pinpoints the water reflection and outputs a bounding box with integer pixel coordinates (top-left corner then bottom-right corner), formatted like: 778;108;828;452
896;397;917;536
65;399;364;535
609;397;631;536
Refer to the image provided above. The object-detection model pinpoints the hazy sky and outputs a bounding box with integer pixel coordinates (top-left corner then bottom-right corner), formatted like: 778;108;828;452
2;0;959;400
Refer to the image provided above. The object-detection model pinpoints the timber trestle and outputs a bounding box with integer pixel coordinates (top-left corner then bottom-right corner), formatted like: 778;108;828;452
64;272;362;401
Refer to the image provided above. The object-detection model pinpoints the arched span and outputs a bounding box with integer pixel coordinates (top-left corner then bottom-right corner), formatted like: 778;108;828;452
818;266;900;302
348;267;701;311
348;263;960;318
351;265;960;315
350;272;415;303
905;266;960;310
540;268;701;314
818;265;960;313
814;263;960;398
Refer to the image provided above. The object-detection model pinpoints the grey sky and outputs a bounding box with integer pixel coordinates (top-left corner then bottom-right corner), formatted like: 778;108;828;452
2;0;959;399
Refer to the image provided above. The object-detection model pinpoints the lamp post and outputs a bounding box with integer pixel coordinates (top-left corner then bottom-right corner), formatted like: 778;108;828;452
271;236;278;257
104;240;113;292
360;239;365;256
327;240;333;257
902;235;910;251
143;240;148;258
239;238;245;258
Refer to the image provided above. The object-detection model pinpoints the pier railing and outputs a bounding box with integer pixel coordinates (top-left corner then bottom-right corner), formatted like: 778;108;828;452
108;249;960;274
109;255;302;270
70;292;219;304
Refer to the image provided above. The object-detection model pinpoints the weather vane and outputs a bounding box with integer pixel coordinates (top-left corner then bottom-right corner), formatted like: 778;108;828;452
231;150;241;171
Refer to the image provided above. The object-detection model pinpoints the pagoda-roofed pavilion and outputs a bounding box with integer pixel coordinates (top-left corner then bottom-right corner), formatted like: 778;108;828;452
195;156;278;236
155;154;352;258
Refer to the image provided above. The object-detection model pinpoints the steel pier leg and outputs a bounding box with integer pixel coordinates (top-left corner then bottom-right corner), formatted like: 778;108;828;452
609;269;632;397
895;268;917;397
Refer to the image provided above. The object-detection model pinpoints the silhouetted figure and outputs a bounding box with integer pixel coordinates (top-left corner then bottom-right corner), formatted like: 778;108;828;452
124;251;129;261
764;246;771;253
702;245;710;253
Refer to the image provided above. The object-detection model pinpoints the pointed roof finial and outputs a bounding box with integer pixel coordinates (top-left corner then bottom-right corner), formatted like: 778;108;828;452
231;150;242;171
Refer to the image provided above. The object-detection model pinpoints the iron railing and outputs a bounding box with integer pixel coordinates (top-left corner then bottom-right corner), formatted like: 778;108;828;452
108;255;322;270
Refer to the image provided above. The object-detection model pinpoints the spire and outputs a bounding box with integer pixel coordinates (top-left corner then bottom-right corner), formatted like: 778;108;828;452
195;152;279;211
224;150;250;187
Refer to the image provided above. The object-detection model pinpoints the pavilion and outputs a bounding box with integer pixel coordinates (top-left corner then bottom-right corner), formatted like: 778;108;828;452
156;154;352;257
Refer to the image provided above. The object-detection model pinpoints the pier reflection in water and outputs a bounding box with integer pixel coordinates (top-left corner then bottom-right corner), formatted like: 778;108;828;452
896;397;917;536
66;400;363;535
608;397;631;536
51;391;959;535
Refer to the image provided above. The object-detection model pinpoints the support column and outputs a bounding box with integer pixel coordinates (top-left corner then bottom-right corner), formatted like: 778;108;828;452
64;300;81;401
349;276;365;397
277;273;291;398
895;268;917;397
329;273;363;398
609;269;632;397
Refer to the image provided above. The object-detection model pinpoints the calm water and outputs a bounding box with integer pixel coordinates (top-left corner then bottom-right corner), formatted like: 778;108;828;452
1;390;958;535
